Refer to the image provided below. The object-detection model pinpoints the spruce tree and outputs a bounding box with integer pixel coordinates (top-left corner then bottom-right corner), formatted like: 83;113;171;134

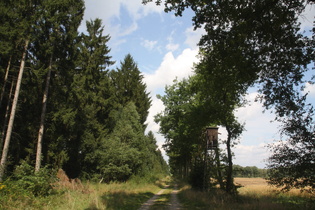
62;18;114;178
110;54;151;127
32;0;85;172
0;0;38;181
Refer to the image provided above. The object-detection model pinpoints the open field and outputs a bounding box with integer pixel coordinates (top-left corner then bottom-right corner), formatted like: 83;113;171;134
178;177;315;210
235;177;313;198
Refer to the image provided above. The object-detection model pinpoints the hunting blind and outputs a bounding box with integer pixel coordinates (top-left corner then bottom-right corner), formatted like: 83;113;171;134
206;127;218;149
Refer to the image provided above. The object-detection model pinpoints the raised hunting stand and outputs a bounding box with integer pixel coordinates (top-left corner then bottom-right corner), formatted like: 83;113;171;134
206;127;218;149
203;127;219;191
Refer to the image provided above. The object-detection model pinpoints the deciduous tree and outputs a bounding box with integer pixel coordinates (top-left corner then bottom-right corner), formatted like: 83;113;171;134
144;0;315;192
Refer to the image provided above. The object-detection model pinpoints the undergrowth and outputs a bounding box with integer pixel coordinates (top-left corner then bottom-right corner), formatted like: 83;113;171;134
0;164;169;210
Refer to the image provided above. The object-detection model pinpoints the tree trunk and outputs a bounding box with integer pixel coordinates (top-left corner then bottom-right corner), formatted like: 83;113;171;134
225;126;234;194
215;147;224;189
0;39;29;181
0;56;12;107
35;55;53;172
0;80;15;154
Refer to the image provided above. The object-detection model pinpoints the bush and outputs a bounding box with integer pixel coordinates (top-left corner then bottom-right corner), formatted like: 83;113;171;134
10;161;57;196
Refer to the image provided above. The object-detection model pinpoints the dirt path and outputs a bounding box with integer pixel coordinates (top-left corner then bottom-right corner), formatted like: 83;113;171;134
138;184;182;210
138;187;168;210
168;184;182;210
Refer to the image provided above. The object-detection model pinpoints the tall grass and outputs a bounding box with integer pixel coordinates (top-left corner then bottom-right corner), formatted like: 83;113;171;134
177;178;315;210
0;176;170;210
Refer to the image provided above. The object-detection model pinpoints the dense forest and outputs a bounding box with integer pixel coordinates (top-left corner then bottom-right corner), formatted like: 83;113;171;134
0;0;168;183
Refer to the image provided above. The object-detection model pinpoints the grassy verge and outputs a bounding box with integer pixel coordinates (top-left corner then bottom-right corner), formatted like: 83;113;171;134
177;178;315;210
0;176;171;210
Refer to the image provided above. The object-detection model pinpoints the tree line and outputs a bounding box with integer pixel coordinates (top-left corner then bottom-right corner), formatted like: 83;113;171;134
143;0;315;194
0;0;168;182
233;165;268;178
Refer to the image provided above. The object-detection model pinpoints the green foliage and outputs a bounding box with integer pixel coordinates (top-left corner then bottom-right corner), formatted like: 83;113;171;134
155;75;243;192
267;98;315;192
0;0;166;185
3;161;56;197
233;165;268;178
145;0;315;193
98;102;163;182
155;78;204;178
189;160;206;191
110;54;151;126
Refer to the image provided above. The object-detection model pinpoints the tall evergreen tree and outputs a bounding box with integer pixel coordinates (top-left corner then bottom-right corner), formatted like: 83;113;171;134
0;0;39;181
61;18;114;178
0;0;85;177
32;0;85;172
110;54;151;127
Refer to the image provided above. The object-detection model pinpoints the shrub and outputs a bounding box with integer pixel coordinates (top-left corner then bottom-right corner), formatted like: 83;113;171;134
10;161;57;196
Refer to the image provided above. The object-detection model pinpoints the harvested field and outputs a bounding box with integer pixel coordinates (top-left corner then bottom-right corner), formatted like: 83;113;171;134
234;177;268;186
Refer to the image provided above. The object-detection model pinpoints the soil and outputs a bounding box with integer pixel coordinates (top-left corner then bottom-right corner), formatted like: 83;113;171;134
138;184;182;210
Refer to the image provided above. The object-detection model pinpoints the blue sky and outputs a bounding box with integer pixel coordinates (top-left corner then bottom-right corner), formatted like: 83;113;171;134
81;0;315;168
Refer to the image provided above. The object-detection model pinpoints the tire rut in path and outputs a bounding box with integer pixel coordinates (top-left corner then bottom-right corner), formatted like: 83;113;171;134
138;184;182;210
169;184;181;210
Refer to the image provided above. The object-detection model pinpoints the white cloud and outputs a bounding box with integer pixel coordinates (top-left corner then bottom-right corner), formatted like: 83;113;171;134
81;0;164;50
166;43;180;51
233;144;270;168
123;0;164;19
185;26;205;49
299;4;315;32
303;82;315;98
141;39;158;51
165;30;180;51
83;0;163;24
144;48;198;94
118;21;139;37
146;95;168;161
146;96;164;133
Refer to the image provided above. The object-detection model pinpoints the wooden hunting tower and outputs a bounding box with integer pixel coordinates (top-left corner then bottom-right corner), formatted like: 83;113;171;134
206;127;218;149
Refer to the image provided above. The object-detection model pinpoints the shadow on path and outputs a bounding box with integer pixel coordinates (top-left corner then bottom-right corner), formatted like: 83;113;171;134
94;191;154;210
138;184;182;210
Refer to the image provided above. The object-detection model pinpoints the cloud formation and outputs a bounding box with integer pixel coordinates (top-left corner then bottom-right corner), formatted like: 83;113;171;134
144;48;198;94
185;26;205;49
233;144;270;168
141;39;158;51
81;0;164;51
303;82;315;98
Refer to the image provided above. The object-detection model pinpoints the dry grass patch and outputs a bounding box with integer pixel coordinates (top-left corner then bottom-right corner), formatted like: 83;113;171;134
235;177;273;196
178;178;315;210
235;177;313;198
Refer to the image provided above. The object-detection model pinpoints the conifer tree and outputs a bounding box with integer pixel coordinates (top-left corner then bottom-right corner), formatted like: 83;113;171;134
110;54;151;127
62;18;114;178
0;0;39;181
33;0;85;172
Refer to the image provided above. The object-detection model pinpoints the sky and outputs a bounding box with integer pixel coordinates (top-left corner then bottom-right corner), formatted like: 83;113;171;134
80;0;315;168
